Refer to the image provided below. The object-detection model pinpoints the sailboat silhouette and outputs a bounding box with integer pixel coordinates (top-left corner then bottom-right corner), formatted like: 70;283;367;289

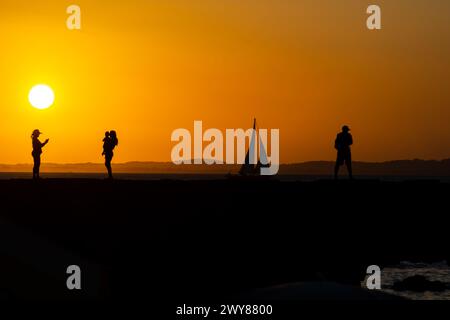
239;118;270;176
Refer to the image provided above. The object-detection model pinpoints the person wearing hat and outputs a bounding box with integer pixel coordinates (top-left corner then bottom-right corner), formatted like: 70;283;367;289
31;129;49;179
334;125;353;179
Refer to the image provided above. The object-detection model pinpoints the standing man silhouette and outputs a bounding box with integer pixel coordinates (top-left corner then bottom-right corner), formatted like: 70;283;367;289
31;129;49;179
334;125;353;179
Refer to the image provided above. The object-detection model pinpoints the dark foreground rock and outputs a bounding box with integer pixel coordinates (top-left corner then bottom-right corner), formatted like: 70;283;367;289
392;275;448;292
241;282;405;300
0;178;448;301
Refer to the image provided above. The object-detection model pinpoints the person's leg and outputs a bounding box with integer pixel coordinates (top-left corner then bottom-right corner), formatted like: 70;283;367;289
335;152;343;179
109;154;114;179
105;159;111;178
34;156;41;179
107;163;112;179
105;155;113;179
334;162;339;179
32;156;37;179
346;154;353;179
32;161;37;179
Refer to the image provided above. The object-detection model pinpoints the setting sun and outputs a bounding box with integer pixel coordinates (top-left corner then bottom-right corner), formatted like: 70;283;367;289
28;85;54;110
0;1;449;165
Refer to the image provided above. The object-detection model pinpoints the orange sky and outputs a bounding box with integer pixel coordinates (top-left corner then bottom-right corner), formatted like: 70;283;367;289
0;0;449;164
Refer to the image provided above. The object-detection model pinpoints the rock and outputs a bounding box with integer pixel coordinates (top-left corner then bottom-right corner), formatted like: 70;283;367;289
392;275;447;292
239;282;404;301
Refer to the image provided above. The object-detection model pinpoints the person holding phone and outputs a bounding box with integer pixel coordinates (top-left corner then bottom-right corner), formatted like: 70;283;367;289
31;129;49;180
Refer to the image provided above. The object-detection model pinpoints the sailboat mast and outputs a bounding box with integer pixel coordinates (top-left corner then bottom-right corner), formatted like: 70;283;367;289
239;118;258;176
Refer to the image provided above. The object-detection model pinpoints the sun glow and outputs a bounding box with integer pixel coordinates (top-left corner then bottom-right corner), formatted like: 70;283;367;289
28;85;55;110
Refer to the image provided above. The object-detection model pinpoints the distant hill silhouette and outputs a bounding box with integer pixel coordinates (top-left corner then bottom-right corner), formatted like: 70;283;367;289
281;159;450;176
0;159;449;176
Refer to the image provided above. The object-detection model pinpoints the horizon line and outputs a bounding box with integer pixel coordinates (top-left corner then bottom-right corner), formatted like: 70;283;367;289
0;158;449;166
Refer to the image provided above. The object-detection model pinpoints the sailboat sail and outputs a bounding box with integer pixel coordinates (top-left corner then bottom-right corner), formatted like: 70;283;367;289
259;134;269;166
239;119;257;175
239;118;270;176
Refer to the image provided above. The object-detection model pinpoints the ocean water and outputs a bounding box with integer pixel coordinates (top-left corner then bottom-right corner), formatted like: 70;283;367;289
366;262;450;300
0;172;449;182
0;172;225;180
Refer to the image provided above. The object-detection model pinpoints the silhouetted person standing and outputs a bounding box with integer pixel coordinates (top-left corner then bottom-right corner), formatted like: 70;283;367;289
31;129;49;179
102;130;118;179
334;125;353;179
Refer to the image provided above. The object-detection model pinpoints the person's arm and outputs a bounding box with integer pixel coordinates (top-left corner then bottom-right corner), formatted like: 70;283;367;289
349;135;353;146
42;139;49;147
